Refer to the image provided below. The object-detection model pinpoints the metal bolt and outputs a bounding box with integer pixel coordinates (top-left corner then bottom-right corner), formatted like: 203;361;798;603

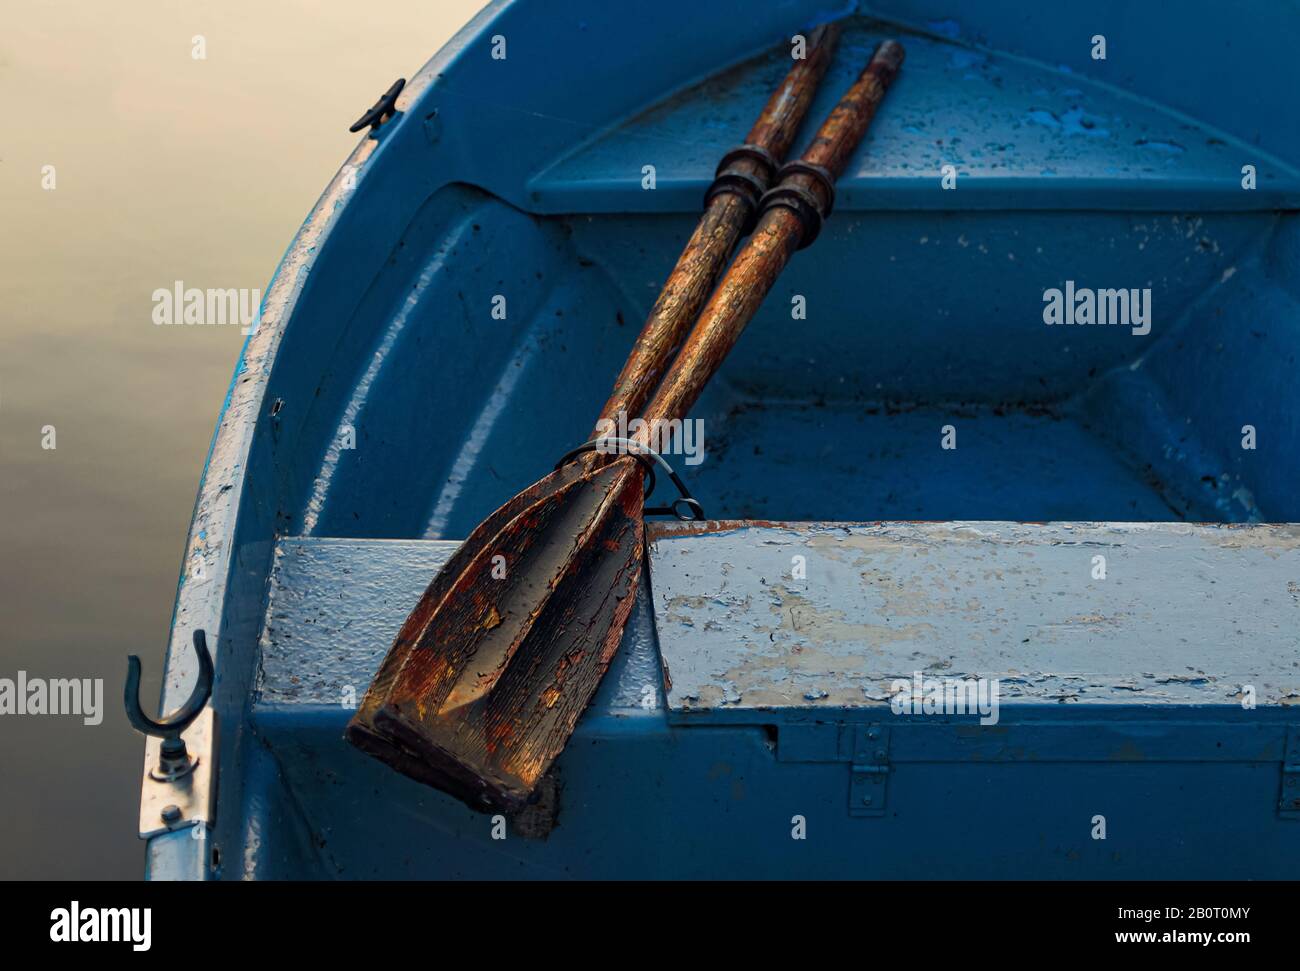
161;805;182;824
875;750;886;761
861;796;873;806
867;729;879;740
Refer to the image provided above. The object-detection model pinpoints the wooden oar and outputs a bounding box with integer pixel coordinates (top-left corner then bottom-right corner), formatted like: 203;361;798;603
348;38;905;813
347;26;840;765
589;23;842;434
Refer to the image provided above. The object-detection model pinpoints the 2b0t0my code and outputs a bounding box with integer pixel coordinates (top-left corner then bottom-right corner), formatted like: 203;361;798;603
1119;908;1251;921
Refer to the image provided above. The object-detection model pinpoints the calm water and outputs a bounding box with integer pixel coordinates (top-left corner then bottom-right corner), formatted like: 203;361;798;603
0;0;484;879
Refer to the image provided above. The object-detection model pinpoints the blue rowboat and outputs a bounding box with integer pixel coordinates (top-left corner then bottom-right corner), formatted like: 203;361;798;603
135;0;1300;879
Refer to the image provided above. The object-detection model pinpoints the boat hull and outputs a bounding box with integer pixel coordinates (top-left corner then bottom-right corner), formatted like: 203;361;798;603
143;0;1300;879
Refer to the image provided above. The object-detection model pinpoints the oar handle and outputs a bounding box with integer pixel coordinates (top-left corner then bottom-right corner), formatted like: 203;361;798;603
637;39;904;431
589;22;841;439
799;38;903;179
743;22;843;170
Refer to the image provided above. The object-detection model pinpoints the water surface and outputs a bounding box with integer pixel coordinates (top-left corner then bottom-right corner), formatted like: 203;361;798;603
0;0;484;878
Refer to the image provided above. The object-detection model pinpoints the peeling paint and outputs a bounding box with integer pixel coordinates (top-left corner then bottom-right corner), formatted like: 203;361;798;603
650;521;1300;713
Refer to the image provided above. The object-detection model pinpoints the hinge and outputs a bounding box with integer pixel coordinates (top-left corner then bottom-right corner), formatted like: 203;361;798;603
849;724;890;817
1280;726;1300;819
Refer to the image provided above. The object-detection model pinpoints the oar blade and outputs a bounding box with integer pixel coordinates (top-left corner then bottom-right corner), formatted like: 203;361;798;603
346;458;645;811
349;458;593;737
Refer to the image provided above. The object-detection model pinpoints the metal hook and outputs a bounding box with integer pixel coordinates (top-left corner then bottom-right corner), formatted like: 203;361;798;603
554;438;706;522
125;630;214;781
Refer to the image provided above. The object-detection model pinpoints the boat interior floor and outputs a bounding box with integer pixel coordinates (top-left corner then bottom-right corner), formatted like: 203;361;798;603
276;192;1295;538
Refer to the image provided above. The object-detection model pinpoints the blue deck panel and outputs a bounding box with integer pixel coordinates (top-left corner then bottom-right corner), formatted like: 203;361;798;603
647;522;1300;712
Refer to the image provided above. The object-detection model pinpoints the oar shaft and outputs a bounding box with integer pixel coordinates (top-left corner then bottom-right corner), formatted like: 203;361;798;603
589;22;840;438
639;40;903;430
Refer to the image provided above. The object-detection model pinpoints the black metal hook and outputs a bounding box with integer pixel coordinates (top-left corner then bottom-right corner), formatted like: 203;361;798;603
349;77;406;132
125;630;213;739
555;438;706;522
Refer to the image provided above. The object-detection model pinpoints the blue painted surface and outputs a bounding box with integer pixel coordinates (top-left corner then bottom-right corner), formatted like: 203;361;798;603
146;0;1300;878
237;533;1298;878
235;532;1299;878
248;703;1298;879
533;19;1300;212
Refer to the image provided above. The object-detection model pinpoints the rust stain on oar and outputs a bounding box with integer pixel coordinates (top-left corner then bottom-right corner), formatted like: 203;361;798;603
590;22;841;433
348;459;593;741
636;40;906;428
359;458;645;809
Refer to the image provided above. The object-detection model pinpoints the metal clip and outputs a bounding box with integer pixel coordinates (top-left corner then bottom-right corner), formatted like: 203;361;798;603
555;437;705;521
